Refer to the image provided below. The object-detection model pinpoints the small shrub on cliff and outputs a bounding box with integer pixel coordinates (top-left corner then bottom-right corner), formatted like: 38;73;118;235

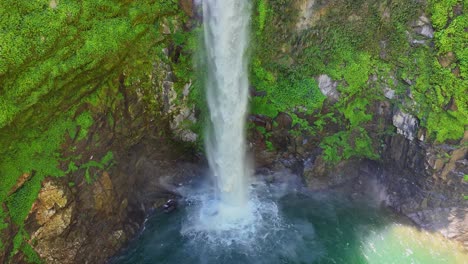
428;0;459;29
256;0;269;33
80;151;114;184
321;128;378;163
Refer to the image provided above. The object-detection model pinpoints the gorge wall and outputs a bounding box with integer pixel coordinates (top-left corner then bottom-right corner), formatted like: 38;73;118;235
246;0;467;249
0;1;200;262
0;0;466;263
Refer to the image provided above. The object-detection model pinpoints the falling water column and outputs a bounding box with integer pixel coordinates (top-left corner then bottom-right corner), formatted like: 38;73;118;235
202;0;252;208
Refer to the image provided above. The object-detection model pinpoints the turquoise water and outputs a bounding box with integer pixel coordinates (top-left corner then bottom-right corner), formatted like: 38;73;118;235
111;182;467;264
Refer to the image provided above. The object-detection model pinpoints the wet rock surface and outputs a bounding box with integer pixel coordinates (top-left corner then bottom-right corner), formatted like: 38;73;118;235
392;110;419;141
252;130;468;250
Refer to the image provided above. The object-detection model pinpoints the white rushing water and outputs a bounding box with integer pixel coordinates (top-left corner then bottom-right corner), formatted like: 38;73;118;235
180;0;280;242
203;0;252;209
180;0;258;236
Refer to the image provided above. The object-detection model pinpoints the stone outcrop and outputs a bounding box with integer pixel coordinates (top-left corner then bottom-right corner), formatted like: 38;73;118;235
413;15;434;39
245;0;467;250
317;74;340;103
260;132;468;249
379;132;468;249
392;110;419;141
274;112;293;130
154;53;198;143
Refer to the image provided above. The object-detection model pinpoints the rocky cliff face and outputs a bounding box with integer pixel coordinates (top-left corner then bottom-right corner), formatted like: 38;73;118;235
247;0;467;249
252;125;467;249
0;1;201;262
0;71;202;263
20;142;200;264
380;133;467;249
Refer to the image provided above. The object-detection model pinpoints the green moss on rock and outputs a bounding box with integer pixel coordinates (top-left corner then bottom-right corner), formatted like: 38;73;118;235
251;0;467;161
0;0;188;261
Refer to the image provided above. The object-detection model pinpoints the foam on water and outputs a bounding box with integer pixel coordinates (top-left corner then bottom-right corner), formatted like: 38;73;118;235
180;181;284;247
177;174;324;264
112;174;468;264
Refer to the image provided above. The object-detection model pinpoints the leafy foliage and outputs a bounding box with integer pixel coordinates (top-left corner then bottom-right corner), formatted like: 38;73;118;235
424;0;467;141
79;151;115;184
75;111;94;141
256;0;269;33
320;129;378;163
251;67;325;117
9;228;41;263
0;207;7;250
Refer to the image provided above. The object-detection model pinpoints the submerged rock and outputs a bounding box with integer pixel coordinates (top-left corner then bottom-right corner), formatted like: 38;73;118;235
407;208;468;242
163;199;178;213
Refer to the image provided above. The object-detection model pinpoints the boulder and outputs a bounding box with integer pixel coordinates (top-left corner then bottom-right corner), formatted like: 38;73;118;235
407;208;468;244
93;171;114;214
274;112;293;130
179;0;194;17
413;15;434;38
383;87;396;99
317;74;340;102
28;180;76;263
438;52;456;68
249;115;273;131
392;109;418;141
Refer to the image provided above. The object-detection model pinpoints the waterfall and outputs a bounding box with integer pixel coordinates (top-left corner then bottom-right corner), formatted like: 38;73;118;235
180;0;265;238
203;0;252;208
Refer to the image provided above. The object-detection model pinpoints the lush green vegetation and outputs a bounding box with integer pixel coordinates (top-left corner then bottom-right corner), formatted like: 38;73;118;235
0;0;189;262
79;151;115;184
251;64;326;118
0;0;180;129
250;0;467;161
0;207;7;250
0;108;100;262
250;0;388;160
422;0;467;141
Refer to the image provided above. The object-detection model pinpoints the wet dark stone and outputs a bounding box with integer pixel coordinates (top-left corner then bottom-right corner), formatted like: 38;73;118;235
274;112;293;130
163;199;178;213
249;115;273;131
